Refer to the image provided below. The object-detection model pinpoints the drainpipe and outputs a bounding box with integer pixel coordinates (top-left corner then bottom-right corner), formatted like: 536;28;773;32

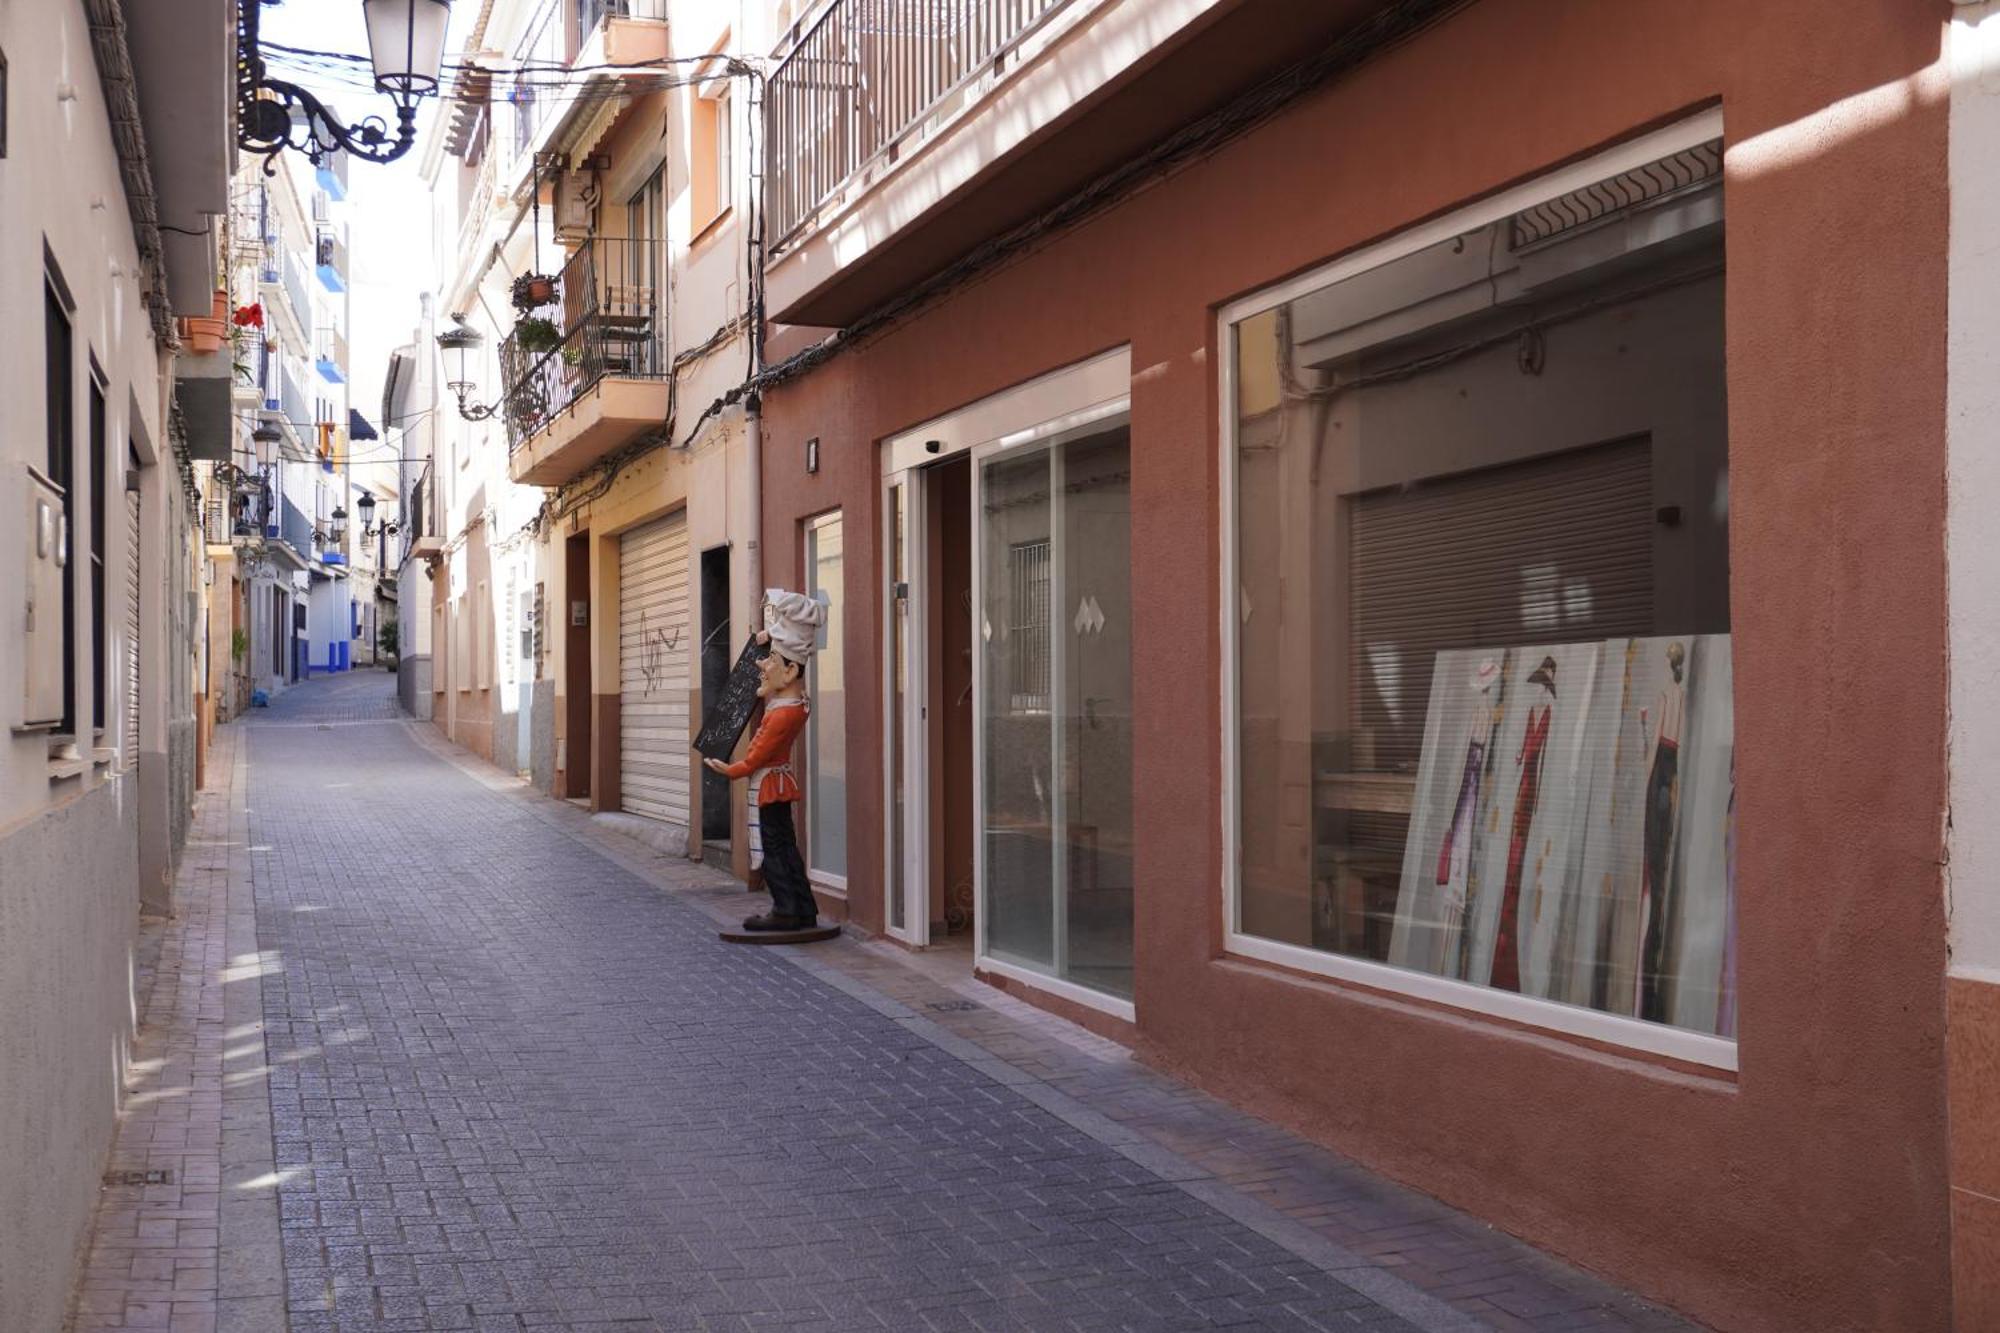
744;388;763;600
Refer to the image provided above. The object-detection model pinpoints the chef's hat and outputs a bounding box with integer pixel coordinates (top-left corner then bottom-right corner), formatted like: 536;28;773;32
763;588;824;665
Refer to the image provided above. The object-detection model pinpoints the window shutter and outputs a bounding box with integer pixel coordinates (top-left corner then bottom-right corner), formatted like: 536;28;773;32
1347;437;1656;777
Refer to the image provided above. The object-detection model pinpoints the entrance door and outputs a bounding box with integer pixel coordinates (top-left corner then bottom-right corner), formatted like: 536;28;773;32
699;545;731;844
975;419;1135;1007
618;511;691;825
564;533;591;799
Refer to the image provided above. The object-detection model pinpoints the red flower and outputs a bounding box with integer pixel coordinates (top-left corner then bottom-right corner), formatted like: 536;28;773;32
232;303;264;328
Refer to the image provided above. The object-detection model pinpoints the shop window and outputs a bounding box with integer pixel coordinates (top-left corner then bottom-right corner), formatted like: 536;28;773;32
805;511;846;881
1226;128;1736;1052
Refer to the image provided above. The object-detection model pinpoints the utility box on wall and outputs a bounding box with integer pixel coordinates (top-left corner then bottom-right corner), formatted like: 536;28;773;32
22;464;67;726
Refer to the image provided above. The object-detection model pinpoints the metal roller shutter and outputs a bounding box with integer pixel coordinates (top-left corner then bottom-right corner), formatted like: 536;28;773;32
124;489;140;765
1349;437;1655;778
619;512;691;825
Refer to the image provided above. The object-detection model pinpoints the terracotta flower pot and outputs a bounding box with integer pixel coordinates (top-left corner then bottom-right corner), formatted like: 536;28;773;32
182;317;227;354
181;290;231;354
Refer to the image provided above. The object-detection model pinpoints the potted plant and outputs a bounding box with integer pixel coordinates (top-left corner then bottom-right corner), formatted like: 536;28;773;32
180;290;229;355
511;272;558;312
515;315;561;356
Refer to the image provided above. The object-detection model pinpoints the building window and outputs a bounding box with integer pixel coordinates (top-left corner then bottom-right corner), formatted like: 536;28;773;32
88;367;107;734
45;268;76;735
1225;127;1735;1057
691;83;731;231
1005;539;1051;714
805;511;845;881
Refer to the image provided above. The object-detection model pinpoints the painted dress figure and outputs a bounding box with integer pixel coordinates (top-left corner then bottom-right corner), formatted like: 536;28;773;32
1635;640;1688;1021
704;591;825;933
1437;657;1503;977
1489;655;1556;992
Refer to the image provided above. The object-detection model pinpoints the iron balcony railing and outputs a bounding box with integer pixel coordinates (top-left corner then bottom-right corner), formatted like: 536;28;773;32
498;236;668;452
765;0;1073;247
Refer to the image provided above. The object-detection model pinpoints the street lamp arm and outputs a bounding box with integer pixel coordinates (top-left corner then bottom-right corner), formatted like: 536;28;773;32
240;73;419;172
235;0;445;172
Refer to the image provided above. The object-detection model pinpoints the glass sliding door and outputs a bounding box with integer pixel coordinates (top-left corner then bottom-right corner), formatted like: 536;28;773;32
981;450;1057;967
805;512;846;883
1058;428;1134;998
978;420;1133;1002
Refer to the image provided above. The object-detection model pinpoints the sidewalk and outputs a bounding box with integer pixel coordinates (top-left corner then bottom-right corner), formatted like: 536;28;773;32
66;722;289;1332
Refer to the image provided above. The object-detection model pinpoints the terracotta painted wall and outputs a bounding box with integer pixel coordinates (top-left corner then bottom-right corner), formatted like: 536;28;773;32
758;3;1953;1328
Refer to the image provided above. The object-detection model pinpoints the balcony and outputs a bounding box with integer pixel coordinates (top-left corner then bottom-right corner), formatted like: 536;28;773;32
317;149;349;201
280;497;316;567
259;248;312;355
762;0;1400;326
233;329;267;406
316;327;348;384
502;237;669;486
506;0;668;182
316;229;347;292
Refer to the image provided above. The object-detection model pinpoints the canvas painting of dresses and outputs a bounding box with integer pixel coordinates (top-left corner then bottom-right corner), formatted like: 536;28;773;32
1390;633;1736;1036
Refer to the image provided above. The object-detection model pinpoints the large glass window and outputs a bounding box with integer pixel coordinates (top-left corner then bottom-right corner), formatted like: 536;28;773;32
982;423;1134;999
1229;138;1736;1041
806;512;847;879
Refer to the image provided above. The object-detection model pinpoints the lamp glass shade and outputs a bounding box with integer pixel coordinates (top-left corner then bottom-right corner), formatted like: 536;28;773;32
363;0;450;98
436;316;483;393
356;492;377;524
252;422;282;469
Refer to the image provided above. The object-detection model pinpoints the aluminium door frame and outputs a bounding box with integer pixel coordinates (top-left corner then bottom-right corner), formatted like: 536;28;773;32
969;398;1134;1024
882;468;929;946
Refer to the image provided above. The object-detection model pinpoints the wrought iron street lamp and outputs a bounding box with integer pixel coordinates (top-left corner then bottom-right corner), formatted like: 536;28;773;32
252;418;283;469
314;505;350;547
437;315;501;420
238;0;451;171
355;490;402;539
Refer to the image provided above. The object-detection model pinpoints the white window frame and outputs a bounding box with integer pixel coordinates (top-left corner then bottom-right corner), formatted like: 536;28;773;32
1215;107;1737;1073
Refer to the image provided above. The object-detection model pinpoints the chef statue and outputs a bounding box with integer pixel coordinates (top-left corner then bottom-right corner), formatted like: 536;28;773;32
704;590;825;933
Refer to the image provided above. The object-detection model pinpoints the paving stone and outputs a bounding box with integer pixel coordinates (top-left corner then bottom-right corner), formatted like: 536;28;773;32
229;676;1423;1330
74;673;1707;1332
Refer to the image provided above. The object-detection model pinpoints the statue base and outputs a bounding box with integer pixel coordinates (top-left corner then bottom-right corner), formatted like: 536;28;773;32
718;924;841;945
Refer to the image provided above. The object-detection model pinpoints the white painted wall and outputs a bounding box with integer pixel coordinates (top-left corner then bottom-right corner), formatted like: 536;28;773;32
1950;2;2000;985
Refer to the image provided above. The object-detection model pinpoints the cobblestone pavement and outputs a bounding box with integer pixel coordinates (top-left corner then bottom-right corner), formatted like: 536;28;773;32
72;673;1700;1332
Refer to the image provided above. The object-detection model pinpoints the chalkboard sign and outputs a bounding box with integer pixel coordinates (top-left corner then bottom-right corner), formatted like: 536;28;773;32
694;636;770;762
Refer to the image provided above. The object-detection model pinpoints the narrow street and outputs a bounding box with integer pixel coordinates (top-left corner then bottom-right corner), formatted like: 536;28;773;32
68;674;1691;1332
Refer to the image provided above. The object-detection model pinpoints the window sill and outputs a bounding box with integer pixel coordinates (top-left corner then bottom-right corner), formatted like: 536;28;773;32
1219;931;1739;1075
690;205;734;250
47;756;87;782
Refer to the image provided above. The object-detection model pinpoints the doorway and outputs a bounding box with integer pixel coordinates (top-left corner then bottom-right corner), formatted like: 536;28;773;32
563;532;592;800
882;353;1135;1016
699;544;731;846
